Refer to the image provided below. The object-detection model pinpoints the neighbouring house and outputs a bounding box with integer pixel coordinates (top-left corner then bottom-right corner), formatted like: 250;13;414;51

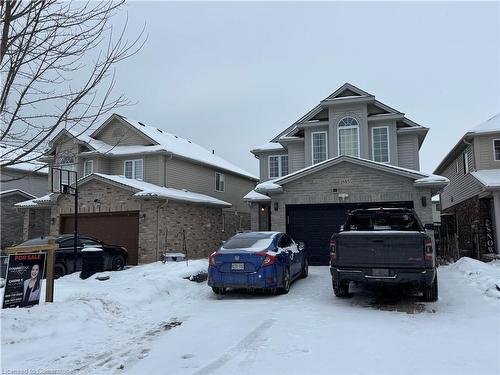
244;83;448;265
16;113;258;264
1;144;50;248
434;113;500;261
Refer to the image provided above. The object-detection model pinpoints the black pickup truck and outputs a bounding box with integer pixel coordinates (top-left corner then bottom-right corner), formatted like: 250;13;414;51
330;208;438;301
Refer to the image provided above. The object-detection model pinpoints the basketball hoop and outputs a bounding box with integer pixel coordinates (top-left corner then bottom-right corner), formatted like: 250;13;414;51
51;167;77;195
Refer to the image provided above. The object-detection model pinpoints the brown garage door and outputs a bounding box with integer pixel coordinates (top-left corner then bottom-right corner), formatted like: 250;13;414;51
61;211;139;265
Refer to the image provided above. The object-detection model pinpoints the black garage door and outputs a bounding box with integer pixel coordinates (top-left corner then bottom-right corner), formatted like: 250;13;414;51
286;201;413;266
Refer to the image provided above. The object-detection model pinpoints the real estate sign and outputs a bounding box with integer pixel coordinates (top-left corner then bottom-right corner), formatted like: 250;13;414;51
2;253;46;309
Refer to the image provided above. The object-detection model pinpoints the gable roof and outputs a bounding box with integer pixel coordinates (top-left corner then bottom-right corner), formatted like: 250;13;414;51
255;155;448;193
270;83;426;142
0;189;36;200
79;173;232;207
45;114;258;181
434;113;500;174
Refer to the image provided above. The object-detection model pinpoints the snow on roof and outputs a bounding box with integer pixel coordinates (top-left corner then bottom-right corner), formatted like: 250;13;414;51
255;155;448;192
471;169;500;188
469;113;500;134
15;193;55;208
243;190;271;202
432;195;440;203
250;142;285;153
91;173;232;207
0;189;36;199
0;144;48;174
116;116;258;180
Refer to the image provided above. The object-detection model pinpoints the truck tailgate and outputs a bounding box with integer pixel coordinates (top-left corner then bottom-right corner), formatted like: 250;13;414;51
336;231;426;268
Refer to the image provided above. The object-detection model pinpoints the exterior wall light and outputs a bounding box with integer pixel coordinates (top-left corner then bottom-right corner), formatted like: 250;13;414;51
274;202;279;211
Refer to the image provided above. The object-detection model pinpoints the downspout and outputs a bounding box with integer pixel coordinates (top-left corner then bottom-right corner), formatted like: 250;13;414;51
156;200;169;261
463;137;475;170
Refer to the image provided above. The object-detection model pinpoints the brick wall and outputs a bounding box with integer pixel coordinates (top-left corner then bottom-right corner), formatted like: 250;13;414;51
269;162;433;232
48;178;244;263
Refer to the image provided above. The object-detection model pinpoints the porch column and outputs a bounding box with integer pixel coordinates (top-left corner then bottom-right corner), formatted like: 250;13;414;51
493;192;500;254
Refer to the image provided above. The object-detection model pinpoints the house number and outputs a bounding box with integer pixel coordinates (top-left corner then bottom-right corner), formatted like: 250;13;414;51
334;177;353;186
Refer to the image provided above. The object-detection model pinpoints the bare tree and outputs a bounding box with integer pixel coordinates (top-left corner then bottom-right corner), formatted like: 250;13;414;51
0;0;145;174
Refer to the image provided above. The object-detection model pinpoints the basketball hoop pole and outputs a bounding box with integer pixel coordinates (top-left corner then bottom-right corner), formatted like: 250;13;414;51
73;181;78;273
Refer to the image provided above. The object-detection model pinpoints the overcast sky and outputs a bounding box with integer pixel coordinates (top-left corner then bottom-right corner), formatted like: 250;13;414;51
110;1;500;176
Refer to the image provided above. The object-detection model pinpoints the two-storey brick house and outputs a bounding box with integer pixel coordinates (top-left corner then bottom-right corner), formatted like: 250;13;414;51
244;83;448;265
17;113;258;264
434;113;500;261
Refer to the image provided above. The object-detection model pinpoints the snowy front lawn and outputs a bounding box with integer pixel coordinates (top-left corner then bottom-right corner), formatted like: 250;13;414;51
1;259;499;375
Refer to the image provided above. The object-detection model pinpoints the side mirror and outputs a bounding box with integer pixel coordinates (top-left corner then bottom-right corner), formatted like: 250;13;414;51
298;242;305;251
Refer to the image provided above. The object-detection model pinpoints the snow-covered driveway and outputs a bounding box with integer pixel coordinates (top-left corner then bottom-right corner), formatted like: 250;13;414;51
2;259;499;375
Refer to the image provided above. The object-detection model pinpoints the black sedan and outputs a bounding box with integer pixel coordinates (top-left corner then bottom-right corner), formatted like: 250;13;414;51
13;234;128;278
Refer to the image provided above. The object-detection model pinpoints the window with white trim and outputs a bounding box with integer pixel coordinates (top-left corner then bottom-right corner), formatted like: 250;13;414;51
494;139;500;161
84;160;94;177
338;117;359;157
463;151;469;174
268;155;288;178
215;172;225;192
372;127;390;163
124;159;143;180
312;132;327;164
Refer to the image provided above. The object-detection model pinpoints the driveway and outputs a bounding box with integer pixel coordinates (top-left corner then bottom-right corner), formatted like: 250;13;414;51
1;260;499;375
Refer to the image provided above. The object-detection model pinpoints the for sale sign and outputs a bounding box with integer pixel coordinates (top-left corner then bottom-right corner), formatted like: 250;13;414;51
2;253;46;309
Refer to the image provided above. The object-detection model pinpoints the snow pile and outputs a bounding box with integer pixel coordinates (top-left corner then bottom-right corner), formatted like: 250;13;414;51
1;260;208;351
448;257;500;298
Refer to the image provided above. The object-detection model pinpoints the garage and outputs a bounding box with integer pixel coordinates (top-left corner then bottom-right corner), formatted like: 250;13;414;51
286;202;414;265
60;211;139;265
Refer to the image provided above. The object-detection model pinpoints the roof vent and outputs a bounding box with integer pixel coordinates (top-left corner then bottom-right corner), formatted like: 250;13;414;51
156;128;163;133
138;122;146;127
212;150;215;154
188;140;191;143
174;135;178;138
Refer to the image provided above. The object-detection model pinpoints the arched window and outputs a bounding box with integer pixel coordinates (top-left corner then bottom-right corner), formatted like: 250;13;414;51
57;152;76;185
338;116;359;157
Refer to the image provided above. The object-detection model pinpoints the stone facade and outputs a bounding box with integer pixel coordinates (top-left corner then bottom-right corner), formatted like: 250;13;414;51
45;179;249;263
440;196;494;260
266;162;434;232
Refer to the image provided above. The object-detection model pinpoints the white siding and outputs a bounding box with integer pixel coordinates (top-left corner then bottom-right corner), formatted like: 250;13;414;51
397;133;420;170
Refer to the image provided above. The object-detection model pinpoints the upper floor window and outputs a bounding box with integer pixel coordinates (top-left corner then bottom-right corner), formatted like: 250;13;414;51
124;159;143;180
269;155;288;178
215;172;225;192
338;117;359;157
84;160;94;177
372;126;390;163
312;132;328;164
494;139;500;161
463;151;469;174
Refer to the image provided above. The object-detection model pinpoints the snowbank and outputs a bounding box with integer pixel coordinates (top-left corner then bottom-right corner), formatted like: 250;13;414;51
1;260;208;347
448;257;500;298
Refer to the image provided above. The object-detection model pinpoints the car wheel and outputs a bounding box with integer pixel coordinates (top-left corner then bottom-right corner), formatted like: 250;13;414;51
278;267;291;294
212;287;226;295
54;263;66;279
422;277;438;302
300;257;309;279
333;279;349;297
111;255;125;271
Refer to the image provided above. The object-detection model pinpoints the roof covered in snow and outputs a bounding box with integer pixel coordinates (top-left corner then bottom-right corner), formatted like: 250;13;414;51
435;113;500;174
471;169;500;189
1;144;48;174
15;193;56;208
0;189;36;199
255;155;448;193
243;190;271;202
250;142;285;154
469;113;500;135
83;173;232;207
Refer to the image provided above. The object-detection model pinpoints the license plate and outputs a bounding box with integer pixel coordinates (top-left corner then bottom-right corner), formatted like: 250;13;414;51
372;268;389;277
231;262;245;270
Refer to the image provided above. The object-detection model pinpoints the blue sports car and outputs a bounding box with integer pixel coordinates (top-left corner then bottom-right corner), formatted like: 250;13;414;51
207;231;308;295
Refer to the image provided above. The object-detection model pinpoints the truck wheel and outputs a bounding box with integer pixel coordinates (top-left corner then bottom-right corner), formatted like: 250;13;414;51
422;277;438;302
278;267;291;294
333;280;349;297
212;287;226;295
300;257;309;279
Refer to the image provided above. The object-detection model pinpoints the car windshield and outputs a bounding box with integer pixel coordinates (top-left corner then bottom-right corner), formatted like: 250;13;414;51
220;232;276;252
18;237;55;246
345;212;422;231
